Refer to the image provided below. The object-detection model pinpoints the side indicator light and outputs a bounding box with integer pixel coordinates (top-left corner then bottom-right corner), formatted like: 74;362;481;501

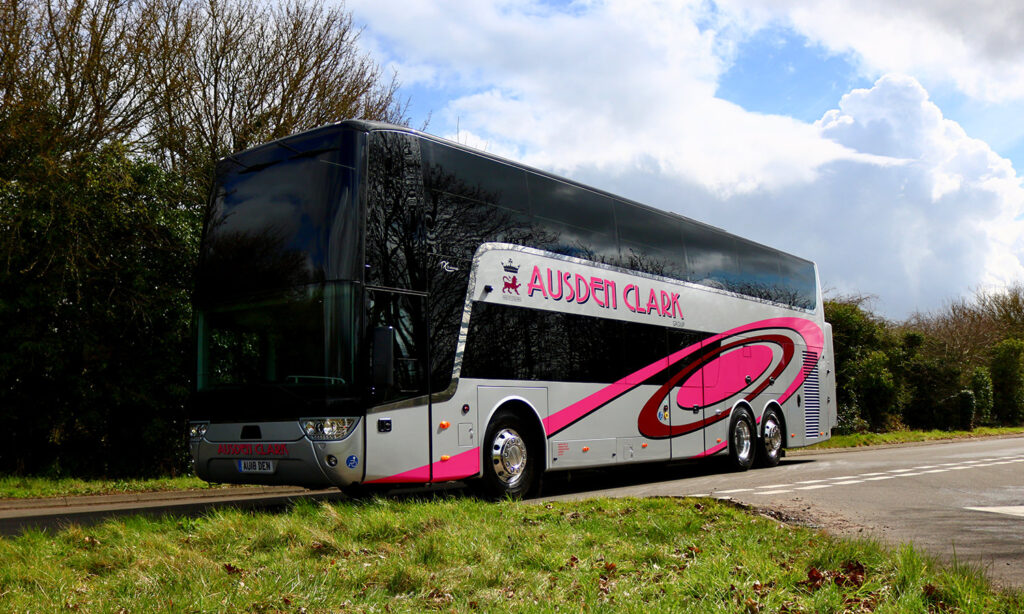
641;443;648;449
440;455;451;461
791;433;796;438
582;446;590;452
716;438;722;444
439;421;451;429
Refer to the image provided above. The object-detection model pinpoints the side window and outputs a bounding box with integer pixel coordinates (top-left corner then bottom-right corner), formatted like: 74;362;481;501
528;175;618;264
421;140;530;212
368;290;427;401
615;200;686;279
681;221;738;291
365;131;427;290
734;238;783;302
462;303;697;384
777;254;817;310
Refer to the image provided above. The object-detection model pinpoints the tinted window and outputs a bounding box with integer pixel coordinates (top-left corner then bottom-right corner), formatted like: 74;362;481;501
615;201;686;278
730;239;779;296
680;221;738;290
424;192;542;261
421;140;529;212
461;303;714;384
367;290;428;402
365;131;427;290
528;175;615;234
777;254;817;310
199;128;358;305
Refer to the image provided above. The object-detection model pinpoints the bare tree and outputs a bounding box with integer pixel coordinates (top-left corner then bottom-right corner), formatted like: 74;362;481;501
1;0;160;153
145;0;407;198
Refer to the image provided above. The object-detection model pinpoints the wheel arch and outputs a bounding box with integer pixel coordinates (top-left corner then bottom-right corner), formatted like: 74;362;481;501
481;395;548;474
761;400;787;447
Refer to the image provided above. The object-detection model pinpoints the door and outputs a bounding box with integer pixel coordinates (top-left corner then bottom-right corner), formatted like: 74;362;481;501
361;289;432;482
667;330;709;460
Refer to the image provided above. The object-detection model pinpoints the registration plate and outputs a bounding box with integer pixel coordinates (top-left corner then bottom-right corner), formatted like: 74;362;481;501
237;459;276;474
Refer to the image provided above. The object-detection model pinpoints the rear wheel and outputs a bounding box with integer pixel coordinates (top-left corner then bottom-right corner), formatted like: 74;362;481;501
476;410;540;500
756;409;783;468
728;408;756;471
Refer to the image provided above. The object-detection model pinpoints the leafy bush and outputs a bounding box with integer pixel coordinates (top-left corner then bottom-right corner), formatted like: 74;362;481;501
990;338;1024;425
970;367;994;426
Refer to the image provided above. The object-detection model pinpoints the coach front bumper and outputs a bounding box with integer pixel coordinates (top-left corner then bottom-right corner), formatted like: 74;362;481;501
189;419;364;489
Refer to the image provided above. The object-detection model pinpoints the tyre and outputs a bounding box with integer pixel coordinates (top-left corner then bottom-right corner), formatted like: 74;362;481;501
728;408;756;471
756;409;783;468
475;410;540;500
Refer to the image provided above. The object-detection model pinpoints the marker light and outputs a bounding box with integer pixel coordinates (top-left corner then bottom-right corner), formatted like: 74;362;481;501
302;417;359;441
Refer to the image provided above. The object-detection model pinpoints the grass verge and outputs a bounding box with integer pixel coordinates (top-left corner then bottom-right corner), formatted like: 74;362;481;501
0;496;1019;612
0;475;241;500
804;426;1024;450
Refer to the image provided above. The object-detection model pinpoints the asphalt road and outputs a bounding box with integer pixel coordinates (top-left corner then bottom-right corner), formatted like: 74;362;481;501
542;435;1024;588
3;436;1023;587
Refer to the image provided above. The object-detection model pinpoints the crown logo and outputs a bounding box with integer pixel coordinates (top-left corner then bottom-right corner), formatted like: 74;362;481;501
502;258;519;274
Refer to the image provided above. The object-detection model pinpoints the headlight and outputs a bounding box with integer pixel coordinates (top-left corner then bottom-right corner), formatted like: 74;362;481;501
302;417;358;441
188;422;208;441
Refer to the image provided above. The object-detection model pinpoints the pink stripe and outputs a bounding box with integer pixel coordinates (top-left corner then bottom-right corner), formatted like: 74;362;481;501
432;447;481;481
365;447;481;485
692;441;728;458
543;317;822;436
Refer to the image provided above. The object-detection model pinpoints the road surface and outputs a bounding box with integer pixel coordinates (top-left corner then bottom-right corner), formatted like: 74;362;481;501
543;435;1024;588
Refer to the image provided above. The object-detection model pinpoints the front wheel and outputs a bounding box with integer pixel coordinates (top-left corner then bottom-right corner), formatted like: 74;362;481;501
756;409;783;468
728;409;756;471
475;410;540;500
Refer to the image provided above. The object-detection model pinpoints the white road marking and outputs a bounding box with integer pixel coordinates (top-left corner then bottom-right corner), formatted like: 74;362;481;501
965;506;1024;518
690;453;1022;501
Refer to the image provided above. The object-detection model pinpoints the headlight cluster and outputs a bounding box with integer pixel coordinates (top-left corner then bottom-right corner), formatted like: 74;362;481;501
302;417;358;441
188;422;208;441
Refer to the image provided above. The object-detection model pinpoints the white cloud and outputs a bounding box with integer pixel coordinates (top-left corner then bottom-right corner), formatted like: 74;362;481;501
348;0;1024;317
351;0;871;195
719;0;1024;102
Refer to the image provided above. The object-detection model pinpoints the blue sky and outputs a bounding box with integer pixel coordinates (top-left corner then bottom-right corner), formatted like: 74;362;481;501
349;0;1024;319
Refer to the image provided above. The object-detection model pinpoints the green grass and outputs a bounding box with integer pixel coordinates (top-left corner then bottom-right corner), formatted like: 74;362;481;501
0;497;1019;613
0;475;248;500
804;426;1024;451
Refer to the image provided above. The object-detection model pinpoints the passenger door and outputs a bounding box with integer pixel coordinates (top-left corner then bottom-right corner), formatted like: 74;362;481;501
667;330;709;460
